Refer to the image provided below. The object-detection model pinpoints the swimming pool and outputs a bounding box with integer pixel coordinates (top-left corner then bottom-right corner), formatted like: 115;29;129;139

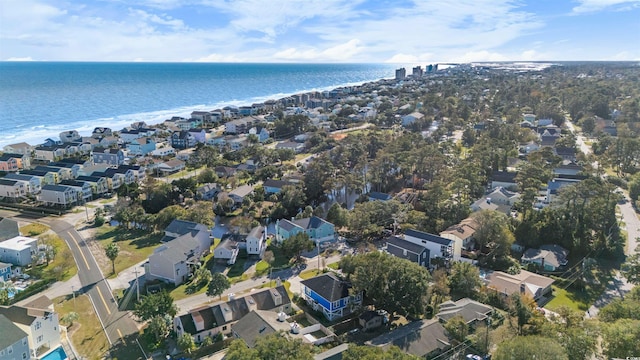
40;346;67;360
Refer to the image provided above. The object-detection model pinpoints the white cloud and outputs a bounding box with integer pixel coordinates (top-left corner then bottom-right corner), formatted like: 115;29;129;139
455;51;509;63
273;39;365;62
572;0;640;13
5;57;34;61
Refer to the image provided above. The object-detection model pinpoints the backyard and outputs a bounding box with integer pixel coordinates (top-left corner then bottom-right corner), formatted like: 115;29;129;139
545;265;615;312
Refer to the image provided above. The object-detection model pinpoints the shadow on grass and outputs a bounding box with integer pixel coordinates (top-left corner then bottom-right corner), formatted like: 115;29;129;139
108;333;151;360
95;227;162;249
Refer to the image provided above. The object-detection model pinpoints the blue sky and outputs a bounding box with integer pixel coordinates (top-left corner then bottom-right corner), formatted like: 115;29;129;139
1;0;639;62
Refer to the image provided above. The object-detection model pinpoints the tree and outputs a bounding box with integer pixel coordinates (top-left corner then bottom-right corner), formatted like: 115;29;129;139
444;315;468;343
207;272;231;300
342;345;419;359
177;333;196;354
449;261;482;298
493;335;568;360
0;281;15;305
349;252;431;317
146;315;170;344
105;243;119;275
430;269;450;307
326;203;348;228
280;233;314;264
507;293;537;335
134;291;177;321
61;312;79;327
621;253;640;285
225;333;314;360
601;319;640;358
193;265;213;288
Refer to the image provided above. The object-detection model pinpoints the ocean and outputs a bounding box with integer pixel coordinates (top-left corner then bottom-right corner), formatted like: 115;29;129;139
0;62;396;148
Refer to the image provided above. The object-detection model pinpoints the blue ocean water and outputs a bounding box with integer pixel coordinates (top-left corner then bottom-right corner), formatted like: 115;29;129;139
0;62;396;148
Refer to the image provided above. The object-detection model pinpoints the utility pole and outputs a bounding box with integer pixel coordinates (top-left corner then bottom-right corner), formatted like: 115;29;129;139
317;240;321;272
71;285;75;306
134;266;140;302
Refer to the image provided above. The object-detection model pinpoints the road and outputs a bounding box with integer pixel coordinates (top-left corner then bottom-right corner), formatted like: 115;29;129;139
0;208;139;346
48;220;140;345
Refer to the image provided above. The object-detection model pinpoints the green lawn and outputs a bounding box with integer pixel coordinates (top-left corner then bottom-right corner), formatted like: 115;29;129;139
26;233;77;282
20;223;49;236
327;262;339;270
299;269;322;280
55;294;111;360
94;226;162;276
546;267;614;312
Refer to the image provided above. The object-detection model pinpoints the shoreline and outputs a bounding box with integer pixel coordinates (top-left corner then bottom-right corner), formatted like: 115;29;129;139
0;76;392;149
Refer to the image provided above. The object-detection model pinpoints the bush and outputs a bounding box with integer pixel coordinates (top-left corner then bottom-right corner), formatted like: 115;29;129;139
607;176;628;189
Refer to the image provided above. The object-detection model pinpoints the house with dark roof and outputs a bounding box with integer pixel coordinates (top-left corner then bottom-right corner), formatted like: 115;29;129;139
0;296;60;359
213;238;239;265
300;273;362;321
359;310;387;332
92;127;113;138
0;179;27;199
403;229;455;264
385;236;430;268
470;187;520;215
490;171;518;191
173;286;291;343
162;219;210;243
92;147;125;166
275;216;336;245
521;244;569;271
0;314;31;360
365;319;450;358
2;174;40;195
0;153;29;172
75;175;109;196
0;218;20;241
436;298;493;328
196;183;221;200
171;130;197;149
59;180;93;202
554;147;577;162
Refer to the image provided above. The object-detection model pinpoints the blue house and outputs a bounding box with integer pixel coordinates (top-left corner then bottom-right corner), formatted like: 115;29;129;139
0;262;11;281
300;273;362;321
127;137;156;156
249;126;270;142
275;216;336;245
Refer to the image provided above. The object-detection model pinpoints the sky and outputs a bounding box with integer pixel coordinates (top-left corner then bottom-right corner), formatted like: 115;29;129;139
1;0;639;63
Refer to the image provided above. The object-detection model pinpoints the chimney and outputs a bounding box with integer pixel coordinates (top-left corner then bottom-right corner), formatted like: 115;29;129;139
271;289;282;307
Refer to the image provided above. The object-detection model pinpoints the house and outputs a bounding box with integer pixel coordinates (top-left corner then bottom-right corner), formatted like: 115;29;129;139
162;219;210;244
75;175;109;196
244;226;266;258
225;117;256;134
385;236;430;268
0;179;27;199
436;298;493;328
248;126;270;142
174;286;291;343
213;238;239;265
34;166;72;181
546;178;582;203
519;141;540;154
485;269;554;302
188;129;208;144
0;236;38;266
359;310;387;332
275;141;304;153
196;183;221;200
522;113;536;125
145;236;204;286
38;185;78;207
0;314;31;360
92;147;125;166
171;131;197;149
214;166;237;178
2;174;39;196
118;129;145;143
190;111;212;123
59;180;93;202
365;319;450;358
262;179;295;195
3;143;34;156
151;145;176;158
554;147;576;162
439;217;479;260
401;112;424;127
521;244;569;271
92;127;113;138
59;130;81;143
367;191;392;202
126;137;156;156
228;185;254;206
275;216;336;245
490;171;518;191
156;159;185;175
300;273;362;321
403;229;455;264
0;153;29;172
33;145;66;163
0;219;20;242
553;161;583;176
470;187;520;214
0;296;61;359
0;262;12;281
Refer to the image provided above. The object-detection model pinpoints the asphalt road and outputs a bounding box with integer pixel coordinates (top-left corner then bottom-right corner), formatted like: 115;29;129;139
49;219;139;345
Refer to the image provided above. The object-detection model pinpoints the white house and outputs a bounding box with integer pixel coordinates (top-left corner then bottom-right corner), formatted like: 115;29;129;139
403;229;455;265
38;184;78;207
245;226;266;257
0;296;61;359
0;236;38;267
0;179;27;199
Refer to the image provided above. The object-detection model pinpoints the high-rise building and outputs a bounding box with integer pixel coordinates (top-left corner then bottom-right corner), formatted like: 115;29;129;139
395;68;406;80
412;66;423;77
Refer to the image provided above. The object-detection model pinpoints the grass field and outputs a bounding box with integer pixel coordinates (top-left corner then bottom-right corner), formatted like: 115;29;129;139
299;269;322;280
55;294;110;360
546;266;614;312
94;226;162;276
20;223;49;236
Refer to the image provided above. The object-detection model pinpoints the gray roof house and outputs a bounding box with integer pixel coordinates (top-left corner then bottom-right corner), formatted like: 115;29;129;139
174;286;291;343
521;244;569;271
385;236;430;268
436;298;493;327
0;314;31;360
366;319;450;358
0;218;20;241
404;229;455;264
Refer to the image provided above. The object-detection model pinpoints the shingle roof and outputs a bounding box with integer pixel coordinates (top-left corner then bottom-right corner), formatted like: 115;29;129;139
0;218;20;241
386;236;428;263
436;298;492;324
404;229;453;246
300;273;350;302
366;319;450;357
0;314;28;350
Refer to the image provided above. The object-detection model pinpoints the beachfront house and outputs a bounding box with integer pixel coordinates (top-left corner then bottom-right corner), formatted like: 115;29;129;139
3;143;34;156
0;153;30;172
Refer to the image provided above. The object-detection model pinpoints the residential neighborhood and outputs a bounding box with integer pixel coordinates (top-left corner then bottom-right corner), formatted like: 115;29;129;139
0;62;639;360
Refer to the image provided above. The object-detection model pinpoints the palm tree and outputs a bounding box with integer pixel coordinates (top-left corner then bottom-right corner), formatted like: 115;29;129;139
61;312;79;327
105;243;120;275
